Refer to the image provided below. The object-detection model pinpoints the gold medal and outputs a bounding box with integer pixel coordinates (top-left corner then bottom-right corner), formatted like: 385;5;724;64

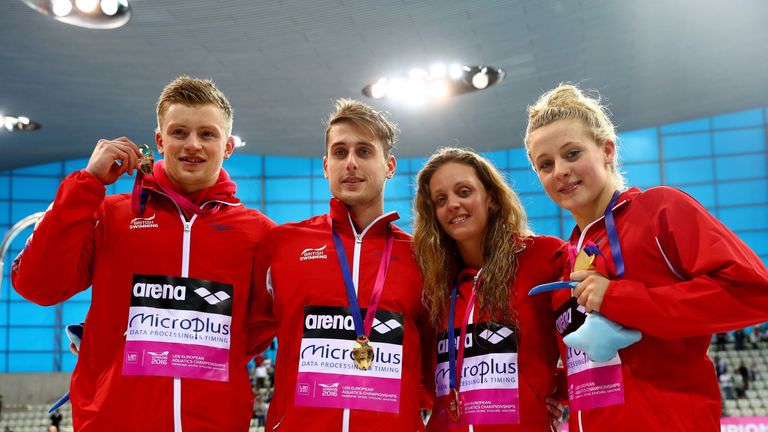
138;144;154;175
448;388;462;421
573;248;596;271
352;335;374;370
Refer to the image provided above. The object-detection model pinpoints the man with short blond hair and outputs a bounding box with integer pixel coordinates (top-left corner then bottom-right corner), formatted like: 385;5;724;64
13;76;274;431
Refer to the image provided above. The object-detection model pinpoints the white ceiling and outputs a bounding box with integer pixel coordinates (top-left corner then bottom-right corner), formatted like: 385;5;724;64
1;0;767;170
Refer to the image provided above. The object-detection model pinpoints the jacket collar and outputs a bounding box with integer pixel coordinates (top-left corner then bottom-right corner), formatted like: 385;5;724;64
144;159;240;206
328;198;399;238
562;186;642;252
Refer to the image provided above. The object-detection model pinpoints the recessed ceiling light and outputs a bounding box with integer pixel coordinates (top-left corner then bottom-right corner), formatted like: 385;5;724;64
1;115;41;132
74;0;98;13
100;0;118;16
362;63;505;105
51;0;72;16
20;0;132;29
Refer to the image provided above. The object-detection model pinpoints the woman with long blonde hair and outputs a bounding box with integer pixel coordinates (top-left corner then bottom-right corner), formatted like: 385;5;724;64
525;83;768;431
413;147;566;431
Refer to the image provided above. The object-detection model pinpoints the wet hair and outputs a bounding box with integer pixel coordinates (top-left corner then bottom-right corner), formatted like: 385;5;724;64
324;98;398;156
156;75;233;134
413;147;531;326
525;83;625;189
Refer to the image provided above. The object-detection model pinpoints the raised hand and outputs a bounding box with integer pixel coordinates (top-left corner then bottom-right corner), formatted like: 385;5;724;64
85;137;143;185
570;269;610;313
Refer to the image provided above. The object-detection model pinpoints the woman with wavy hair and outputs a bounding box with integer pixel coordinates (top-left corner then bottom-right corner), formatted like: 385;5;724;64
413;147;566;431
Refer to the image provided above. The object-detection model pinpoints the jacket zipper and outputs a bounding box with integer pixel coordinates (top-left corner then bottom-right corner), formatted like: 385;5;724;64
342;211;395;432
151;191;200;432
572;198;627;432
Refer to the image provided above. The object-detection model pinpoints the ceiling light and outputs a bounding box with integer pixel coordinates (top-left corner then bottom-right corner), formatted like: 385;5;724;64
449;63;464;80
1;115;41;132
428;80;449;98
74;0;97;13
408;68;428;80
100;0;118;16
429;63;446;79
404;80;428;106
471;71;489;89
362;63;505;104
386;78;407;101
20;0;132;29
51;0;72;16
232;136;246;148
369;78;388;99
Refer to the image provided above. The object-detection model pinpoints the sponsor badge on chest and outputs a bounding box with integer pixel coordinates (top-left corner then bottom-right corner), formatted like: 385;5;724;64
122;274;234;381
433;322;520;426
295;305;404;413
555;298;625;410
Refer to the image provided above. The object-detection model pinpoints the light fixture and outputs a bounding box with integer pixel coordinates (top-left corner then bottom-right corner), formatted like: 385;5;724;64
20;0;132;29
232;136;246;148
362;63;505;105
51;0;72;16
74;0;98;13
471;69;490;90
0;114;41;132
449;63;464;80
100;0;118;15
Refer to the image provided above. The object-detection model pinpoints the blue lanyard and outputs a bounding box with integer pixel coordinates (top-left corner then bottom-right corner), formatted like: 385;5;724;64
603;190;625;278
330;224;393;338
447;271;480;392
448;281;460;391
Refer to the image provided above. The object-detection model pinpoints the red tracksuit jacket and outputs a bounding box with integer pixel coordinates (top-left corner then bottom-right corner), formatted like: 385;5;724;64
555;186;768;432
427;235;567;432
12;169;274;431
251;198;434;432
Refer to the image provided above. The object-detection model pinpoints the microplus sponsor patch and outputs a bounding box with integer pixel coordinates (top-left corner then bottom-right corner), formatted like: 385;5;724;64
122;274;233;382
295;305;404;413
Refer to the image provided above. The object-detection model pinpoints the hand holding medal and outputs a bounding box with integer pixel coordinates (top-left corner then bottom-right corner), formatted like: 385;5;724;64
570;247;610;313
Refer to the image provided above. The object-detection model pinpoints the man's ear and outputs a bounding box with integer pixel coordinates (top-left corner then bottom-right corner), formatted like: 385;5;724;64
155;130;164;155
224;136;235;159
322;156;329;178
386;155;396;179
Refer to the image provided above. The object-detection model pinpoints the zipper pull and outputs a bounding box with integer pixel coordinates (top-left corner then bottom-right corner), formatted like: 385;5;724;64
184;222;192;232
355;234;362;244
472;268;483;288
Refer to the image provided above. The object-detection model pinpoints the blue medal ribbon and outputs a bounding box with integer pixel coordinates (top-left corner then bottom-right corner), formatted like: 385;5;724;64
604;190;625;278
330;219;393;339
447;271;481;394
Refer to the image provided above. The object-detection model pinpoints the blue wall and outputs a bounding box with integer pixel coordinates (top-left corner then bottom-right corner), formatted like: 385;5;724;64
1;107;767;372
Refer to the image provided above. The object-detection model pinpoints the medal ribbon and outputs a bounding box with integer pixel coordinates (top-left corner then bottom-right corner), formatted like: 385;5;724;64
330;220;394;338
604;191;625;278
569;191;625;278
131;171;148;214
448;270;482;394
131;160;223;217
